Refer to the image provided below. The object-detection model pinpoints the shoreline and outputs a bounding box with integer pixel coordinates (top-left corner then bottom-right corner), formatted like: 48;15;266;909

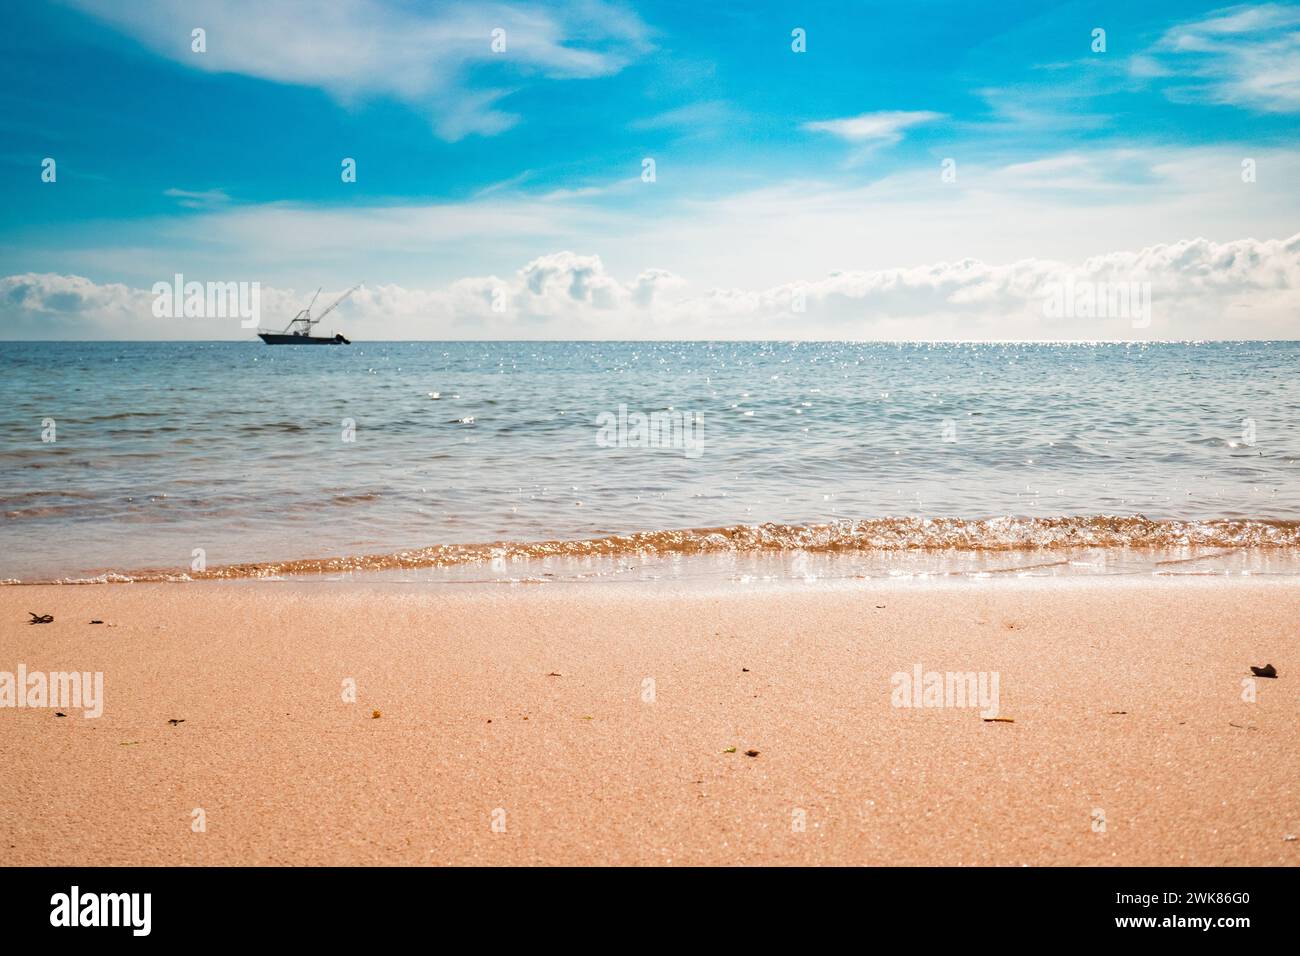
2;575;1296;866
10;550;1300;590
8;516;1300;585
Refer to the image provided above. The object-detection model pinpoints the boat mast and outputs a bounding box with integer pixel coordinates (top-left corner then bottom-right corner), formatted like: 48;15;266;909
285;288;323;334
273;284;360;336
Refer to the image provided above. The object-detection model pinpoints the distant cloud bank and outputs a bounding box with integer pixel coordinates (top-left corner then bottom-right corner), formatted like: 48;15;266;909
5;233;1298;340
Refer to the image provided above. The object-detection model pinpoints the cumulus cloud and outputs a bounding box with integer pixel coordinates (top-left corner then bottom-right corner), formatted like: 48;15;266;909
5;234;1298;340
26;146;1296;313
0;272;309;338
0;274;149;337
65;0;652;139
672;233;1300;339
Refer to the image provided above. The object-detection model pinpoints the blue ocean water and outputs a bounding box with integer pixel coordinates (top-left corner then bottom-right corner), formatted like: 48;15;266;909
2;341;1299;581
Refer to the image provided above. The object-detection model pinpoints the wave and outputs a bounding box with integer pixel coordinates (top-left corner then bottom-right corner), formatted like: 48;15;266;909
15;515;1300;584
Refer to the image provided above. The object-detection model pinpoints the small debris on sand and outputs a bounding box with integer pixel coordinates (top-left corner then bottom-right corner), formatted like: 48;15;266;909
1250;664;1278;678
167;719;185;726
90;620;104;625
722;746;737;753
983;717;1015;723
546;671;563;677
371;710;382;719
744;749;760;757
28;613;53;624
54;712;66;718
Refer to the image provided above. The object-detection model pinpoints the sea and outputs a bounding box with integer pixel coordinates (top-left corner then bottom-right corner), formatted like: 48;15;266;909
3;340;1299;584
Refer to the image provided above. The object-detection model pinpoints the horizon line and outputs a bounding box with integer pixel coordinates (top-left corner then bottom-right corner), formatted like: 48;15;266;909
4;338;1300;345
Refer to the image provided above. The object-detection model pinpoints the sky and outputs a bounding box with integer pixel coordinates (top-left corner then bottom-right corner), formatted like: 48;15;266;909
2;0;1299;340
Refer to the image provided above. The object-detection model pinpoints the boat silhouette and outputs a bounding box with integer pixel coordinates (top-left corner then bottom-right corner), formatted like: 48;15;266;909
257;284;359;344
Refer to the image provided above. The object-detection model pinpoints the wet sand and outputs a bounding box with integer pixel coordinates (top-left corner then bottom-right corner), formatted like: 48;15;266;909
1;577;1296;865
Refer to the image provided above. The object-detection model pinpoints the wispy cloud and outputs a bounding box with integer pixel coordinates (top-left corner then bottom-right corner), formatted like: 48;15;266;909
64;0;654;139
10;145;1300;303
1151;3;1300;112
970;82;1112;134
163;187;230;209
802;110;944;147
629;100;736;133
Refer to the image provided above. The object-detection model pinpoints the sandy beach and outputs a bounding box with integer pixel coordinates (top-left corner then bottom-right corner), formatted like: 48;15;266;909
2;576;1296;866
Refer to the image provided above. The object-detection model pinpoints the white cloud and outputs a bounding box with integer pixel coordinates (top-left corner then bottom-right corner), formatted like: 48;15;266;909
0;272;310;338
10;145;1300;304
6;233;1298;341
669;232;1300;340
163;187;231;209
1152;3;1300;112
970;83;1111;134
629;100;736;132
65;0;652;139
0;274;145;335
802;110;944;147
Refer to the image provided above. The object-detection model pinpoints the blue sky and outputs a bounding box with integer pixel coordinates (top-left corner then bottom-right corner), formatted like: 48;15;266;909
2;0;1299;339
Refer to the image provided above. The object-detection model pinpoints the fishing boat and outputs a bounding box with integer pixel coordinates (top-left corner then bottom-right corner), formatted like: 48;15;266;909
257;284;360;345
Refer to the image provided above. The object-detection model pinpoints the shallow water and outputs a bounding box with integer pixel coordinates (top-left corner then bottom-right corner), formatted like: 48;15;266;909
3;340;1299;581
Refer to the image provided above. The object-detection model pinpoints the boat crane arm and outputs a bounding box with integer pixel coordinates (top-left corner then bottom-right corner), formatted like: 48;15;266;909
264;282;361;336
314;283;362;323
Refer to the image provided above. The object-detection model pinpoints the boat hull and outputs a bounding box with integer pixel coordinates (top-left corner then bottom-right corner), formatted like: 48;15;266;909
258;333;350;345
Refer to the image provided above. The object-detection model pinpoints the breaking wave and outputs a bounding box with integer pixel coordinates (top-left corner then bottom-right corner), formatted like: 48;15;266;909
17;515;1300;583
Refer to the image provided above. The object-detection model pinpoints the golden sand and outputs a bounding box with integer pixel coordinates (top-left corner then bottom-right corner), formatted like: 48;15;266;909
1;577;1296;865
